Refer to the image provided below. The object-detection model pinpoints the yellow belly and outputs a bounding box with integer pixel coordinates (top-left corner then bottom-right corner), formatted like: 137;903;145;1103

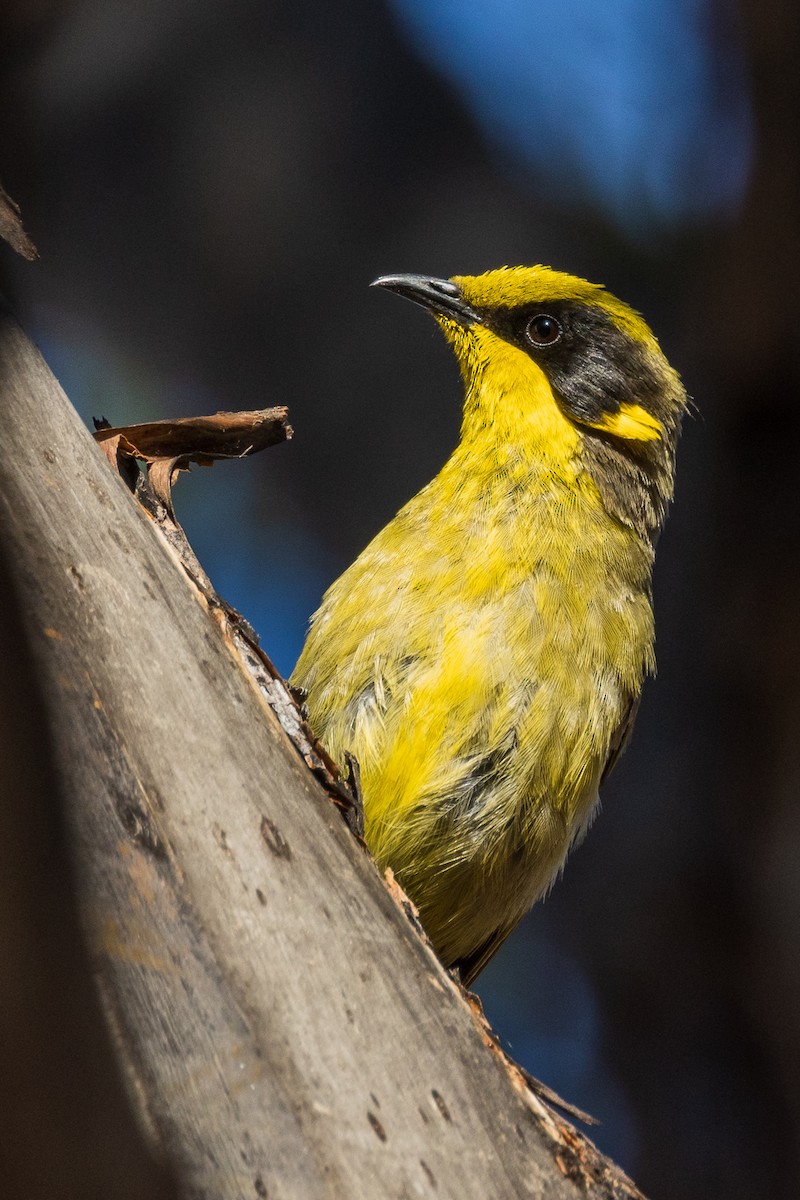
293;453;654;967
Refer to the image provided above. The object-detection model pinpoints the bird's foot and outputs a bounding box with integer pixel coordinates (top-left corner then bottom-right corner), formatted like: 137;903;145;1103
342;750;365;839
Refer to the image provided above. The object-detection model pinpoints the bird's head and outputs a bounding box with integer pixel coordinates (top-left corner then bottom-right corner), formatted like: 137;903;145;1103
372;266;687;540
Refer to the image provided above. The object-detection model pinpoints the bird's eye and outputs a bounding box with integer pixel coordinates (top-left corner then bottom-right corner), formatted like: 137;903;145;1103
526;314;562;347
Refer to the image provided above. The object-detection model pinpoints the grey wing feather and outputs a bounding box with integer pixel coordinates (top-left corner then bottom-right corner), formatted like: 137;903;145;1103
601;692;642;786
456;693;643;987
453;925;515;988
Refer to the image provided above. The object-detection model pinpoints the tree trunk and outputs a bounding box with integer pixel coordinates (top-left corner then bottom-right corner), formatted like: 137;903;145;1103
0;305;644;1200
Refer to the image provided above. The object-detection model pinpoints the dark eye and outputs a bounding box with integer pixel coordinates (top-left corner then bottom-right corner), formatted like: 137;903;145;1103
526;314;562;347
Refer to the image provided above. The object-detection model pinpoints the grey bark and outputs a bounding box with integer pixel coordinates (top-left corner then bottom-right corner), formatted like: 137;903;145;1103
0;306;644;1200
0;497;177;1200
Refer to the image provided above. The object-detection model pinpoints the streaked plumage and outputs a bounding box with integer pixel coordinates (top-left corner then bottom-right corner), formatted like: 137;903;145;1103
292;266;685;983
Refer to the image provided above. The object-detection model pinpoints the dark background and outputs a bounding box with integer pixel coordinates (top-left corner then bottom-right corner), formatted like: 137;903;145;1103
2;2;799;1197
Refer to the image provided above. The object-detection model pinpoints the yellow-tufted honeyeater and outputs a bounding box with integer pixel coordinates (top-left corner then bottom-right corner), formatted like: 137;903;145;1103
292;266;685;985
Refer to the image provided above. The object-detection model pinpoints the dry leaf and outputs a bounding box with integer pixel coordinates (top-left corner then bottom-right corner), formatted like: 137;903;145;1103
93;407;292;513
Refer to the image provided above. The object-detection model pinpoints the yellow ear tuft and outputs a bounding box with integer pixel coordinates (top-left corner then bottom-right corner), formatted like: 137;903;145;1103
585;403;662;442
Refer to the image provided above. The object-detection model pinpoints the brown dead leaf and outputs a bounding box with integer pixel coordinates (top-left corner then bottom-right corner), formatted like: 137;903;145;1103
93;408;292;463
93;407;292;513
145;457;173;507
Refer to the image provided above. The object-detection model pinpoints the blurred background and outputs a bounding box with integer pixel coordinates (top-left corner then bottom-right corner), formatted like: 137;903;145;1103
1;1;798;1196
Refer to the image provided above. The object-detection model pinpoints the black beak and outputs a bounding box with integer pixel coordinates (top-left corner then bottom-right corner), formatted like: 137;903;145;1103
371;274;480;325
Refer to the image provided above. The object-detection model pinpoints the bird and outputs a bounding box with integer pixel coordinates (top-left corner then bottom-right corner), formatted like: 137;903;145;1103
291;266;686;985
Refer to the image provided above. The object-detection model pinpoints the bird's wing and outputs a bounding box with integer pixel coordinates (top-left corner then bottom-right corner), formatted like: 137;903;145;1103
600;691;642;785
452;925;515;988
454;693;643;988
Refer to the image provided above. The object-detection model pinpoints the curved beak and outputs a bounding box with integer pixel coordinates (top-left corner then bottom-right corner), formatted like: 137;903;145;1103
371;274;480;326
